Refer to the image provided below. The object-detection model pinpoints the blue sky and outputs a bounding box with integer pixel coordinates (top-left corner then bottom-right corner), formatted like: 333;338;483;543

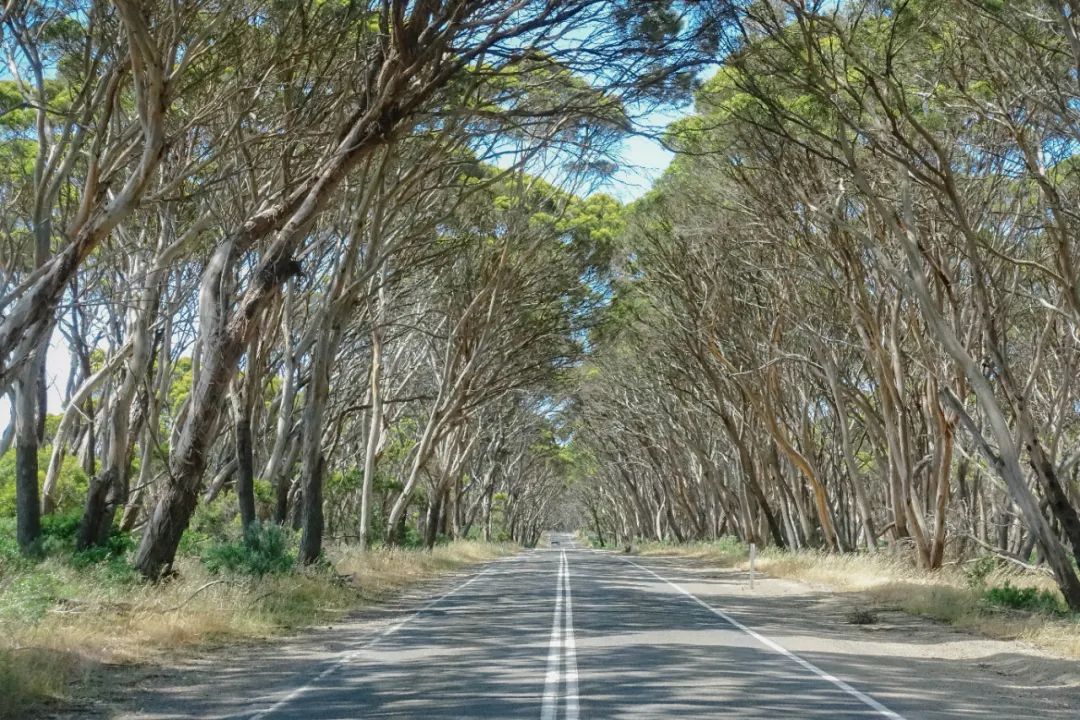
605;133;672;201
600;89;702;202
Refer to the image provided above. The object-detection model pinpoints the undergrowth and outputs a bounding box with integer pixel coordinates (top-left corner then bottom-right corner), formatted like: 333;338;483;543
983;581;1065;615
200;523;293;576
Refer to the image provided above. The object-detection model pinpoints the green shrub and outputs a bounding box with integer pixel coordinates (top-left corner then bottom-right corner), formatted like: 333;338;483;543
983;581;1064;615
398;524;423;548
707;536;747;554
0;526;31;579
178;526;213;556
201;523;293;576
0;447;88;518
0;510;136;583
0;511;83;562
39;512;81;557
182;493;239;553
69;529;135;569
41;512;81;540
253;478;275;514
965;556;997;590
464;524;507;542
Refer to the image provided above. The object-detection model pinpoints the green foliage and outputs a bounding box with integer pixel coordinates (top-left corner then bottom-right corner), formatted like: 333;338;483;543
704;536;748;555
382;418;419;463
0;518;24;576
42;415;62;444
0;510;135;580
327;466;362;493
397;524;424;549
253;478;275;512
201;523;294;576
165;357;195;424
180;492;238;555
983;581;1064;615
68;532;136;575
965;556;997;590
0;447;88;518
0;81;36;132
88;348;106;373
37;512;81;555
0;511;138;626
324;467;363;533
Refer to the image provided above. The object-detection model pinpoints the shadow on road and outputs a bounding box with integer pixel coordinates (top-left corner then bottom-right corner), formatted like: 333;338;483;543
101;550;1078;719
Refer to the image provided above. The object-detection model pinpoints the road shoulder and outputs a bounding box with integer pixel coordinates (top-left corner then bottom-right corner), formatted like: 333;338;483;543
620;550;1080;718
44;553;521;720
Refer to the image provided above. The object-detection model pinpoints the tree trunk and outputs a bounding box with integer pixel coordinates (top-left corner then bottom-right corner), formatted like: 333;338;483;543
298;321;337;565
133;73;426;578
590;505;606;547
716;406;786;547
359;323;384;550
78;466;119;550
15;364;41;551
819;352;878;550
483;482;494;542
274;434;300;524
133;304;239;578
424;487;444;550
865;168;1080;608
385;408;444;536
298;454;325;564
234;407;256;531
265;285;297;525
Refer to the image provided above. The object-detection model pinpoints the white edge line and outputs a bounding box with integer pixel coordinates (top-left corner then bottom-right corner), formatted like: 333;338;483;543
247;557;514;720
563;551;579;720
622;557;906;720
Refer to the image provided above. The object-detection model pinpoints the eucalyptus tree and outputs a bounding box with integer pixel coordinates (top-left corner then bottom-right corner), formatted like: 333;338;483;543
0;0;181;549
713;0;1080;606
0;0;716;560
575;0;1080;609
120;0;718;577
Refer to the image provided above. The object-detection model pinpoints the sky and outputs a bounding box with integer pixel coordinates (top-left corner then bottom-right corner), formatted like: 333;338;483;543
606;133;674;202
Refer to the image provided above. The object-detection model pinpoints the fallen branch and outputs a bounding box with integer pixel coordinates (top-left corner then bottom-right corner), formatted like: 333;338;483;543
165;580;233;612
962;533;1052;575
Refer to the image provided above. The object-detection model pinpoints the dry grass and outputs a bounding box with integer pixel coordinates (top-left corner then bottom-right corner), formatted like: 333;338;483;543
331;540;513;598
0;540;514;719
634;540;1080;659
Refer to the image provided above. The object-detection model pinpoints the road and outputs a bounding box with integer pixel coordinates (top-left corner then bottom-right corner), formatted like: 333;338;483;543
116;534;1079;719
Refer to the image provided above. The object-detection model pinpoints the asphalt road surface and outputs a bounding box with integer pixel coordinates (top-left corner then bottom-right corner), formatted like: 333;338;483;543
116;534;1079;719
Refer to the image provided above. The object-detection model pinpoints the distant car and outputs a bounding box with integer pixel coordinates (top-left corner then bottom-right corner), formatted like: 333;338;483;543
552;540;560;545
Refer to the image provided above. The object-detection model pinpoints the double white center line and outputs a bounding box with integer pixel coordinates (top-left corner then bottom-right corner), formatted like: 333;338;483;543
541;550;579;720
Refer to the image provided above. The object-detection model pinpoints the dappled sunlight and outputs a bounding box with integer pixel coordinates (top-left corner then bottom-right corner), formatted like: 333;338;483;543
106;549;1080;719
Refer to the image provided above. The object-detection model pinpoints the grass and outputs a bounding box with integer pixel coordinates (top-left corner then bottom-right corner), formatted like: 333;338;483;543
0;538;515;719
632;539;1080;659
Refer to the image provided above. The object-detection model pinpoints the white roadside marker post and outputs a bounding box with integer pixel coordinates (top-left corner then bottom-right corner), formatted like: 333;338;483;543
749;542;756;590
